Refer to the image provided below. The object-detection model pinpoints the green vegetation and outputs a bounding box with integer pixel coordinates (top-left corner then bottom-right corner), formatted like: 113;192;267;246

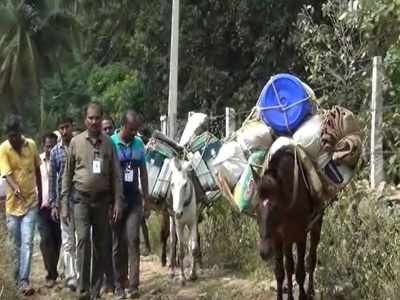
1;0;400;299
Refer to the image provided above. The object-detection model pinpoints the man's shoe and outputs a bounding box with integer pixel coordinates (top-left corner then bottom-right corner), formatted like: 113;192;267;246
45;278;56;288
65;278;77;292
115;287;126;299
126;288;139;299
77;291;90;300
19;281;35;296
101;285;114;295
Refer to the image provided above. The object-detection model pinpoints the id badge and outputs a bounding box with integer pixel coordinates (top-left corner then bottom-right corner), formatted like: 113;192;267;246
124;168;134;182
93;159;101;174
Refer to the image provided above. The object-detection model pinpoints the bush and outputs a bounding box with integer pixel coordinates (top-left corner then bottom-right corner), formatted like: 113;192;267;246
316;180;400;299
0;208;19;299
199;198;273;279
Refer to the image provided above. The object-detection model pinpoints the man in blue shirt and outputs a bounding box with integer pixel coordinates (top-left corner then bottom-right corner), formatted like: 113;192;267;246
111;110;149;299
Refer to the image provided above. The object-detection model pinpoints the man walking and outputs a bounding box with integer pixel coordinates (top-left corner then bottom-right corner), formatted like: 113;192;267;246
101;116;115;137
38;132;60;288
101;115;116;295
61;102;123;300
0;115;41;296
49;116;77;291
111;110;149;299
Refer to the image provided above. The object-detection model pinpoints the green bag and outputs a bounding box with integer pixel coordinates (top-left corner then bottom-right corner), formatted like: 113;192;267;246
233;150;266;212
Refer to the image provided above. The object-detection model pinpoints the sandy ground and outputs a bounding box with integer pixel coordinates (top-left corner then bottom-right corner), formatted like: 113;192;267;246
29;249;276;300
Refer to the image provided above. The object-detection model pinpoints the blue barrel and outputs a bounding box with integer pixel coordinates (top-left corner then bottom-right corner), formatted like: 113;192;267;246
257;73;311;135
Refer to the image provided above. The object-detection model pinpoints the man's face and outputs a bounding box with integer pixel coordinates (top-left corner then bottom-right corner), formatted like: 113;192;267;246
102;119;114;136
58;122;73;143
123;119;142;141
8;130;23;150
43;137;57;156
85;106;102;135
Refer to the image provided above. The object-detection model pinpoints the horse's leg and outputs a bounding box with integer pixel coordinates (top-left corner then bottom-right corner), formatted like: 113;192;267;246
176;222;186;286
160;210;170;267
168;217;178;279
197;227;203;268
296;240;307;300
284;244;294;300
141;218;151;255
170;216;177;268
307;217;323;298
188;222;199;281
275;240;284;300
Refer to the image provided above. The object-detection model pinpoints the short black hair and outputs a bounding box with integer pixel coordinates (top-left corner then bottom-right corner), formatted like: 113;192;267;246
102;115;115;126
83;101;103;118
56;115;73;127
42;132;58;145
121;109;143;126
5;114;23;134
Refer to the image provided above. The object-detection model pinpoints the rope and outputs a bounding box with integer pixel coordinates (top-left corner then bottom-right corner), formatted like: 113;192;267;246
257;77;311;134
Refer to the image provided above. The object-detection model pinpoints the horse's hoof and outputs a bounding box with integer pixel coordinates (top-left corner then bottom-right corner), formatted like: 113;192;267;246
188;273;197;281
180;279;186;286
169;269;175;279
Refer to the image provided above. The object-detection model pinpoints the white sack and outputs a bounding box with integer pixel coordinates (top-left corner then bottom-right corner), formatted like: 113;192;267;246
179;113;208;146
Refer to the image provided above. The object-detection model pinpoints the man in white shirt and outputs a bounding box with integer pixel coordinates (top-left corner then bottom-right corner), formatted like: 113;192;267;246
37;133;60;288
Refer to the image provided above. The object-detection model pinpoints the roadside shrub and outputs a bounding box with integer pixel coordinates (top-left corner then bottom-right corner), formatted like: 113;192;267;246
199;198;272;279
316;180;400;299
0;208;19;299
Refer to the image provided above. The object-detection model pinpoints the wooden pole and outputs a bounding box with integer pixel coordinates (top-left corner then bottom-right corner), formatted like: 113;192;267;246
370;56;385;189
225;107;236;138
160;115;167;135
40;94;45;134
167;0;180;140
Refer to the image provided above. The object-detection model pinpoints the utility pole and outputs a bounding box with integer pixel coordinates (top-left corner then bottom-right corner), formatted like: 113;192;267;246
167;0;180;139
370;56;385;189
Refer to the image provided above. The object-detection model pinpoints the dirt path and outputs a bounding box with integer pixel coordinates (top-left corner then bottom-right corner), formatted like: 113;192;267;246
29;249;276;300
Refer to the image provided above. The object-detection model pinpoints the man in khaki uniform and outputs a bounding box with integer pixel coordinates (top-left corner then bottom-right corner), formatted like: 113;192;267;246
61;102;123;300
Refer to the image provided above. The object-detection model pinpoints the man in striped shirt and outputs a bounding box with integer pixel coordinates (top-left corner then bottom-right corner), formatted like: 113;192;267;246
49;116;77;291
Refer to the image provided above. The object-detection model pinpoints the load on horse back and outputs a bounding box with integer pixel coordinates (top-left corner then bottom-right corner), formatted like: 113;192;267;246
253;146;323;300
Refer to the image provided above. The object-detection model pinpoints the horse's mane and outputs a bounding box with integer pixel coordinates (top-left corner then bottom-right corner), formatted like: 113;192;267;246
257;147;295;202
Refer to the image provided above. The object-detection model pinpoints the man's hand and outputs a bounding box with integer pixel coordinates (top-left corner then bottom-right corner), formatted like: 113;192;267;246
112;202;123;224
60;205;70;225
51;207;60;222
14;187;23;200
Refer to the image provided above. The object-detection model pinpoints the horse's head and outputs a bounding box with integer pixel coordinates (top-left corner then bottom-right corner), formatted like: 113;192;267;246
170;157;194;219
252;149;293;261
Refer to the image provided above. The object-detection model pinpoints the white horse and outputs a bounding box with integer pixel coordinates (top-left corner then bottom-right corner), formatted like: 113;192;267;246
169;157;199;285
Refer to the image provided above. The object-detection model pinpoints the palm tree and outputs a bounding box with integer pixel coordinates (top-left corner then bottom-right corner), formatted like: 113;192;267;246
0;0;79;114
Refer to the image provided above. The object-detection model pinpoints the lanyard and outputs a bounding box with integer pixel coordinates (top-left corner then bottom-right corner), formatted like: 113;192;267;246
120;144;133;162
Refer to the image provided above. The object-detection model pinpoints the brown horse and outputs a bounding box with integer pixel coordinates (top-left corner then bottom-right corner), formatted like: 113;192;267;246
254;146;323;300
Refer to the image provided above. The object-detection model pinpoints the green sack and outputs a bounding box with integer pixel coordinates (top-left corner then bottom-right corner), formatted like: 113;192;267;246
233;150;266;212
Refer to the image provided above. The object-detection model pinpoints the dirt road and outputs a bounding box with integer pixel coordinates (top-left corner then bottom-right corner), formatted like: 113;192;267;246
30;250;275;300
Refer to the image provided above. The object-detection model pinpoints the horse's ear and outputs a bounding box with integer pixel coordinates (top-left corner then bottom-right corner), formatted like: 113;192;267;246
250;164;261;185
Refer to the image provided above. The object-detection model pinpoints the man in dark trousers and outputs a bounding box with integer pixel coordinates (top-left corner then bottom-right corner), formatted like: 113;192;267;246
111;110;149;299
38;132;60;288
101;115;116;295
61;102;123;300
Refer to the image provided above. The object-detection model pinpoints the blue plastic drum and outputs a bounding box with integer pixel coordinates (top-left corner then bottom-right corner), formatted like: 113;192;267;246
257;73;311;135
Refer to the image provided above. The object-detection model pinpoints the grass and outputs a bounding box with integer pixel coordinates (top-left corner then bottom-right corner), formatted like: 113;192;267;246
0;204;20;300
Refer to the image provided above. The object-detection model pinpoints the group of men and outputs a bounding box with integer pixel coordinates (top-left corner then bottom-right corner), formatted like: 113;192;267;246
0;102;151;300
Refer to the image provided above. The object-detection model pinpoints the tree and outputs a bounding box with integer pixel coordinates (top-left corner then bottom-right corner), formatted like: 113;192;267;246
0;0;79;114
